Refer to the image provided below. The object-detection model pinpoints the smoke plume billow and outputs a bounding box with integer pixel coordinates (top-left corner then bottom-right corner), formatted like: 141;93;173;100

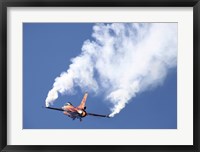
45;23;177;117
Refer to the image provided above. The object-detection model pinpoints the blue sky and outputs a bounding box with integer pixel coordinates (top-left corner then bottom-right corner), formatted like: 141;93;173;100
23;23;177;129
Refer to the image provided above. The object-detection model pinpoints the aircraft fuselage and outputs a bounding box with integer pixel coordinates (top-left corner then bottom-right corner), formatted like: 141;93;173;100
62;105;87;121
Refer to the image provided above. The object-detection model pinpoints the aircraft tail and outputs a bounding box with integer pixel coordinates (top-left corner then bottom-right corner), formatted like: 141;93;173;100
77;92;88;109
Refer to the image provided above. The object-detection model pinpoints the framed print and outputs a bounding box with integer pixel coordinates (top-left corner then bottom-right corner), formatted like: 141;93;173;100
0;0;199;152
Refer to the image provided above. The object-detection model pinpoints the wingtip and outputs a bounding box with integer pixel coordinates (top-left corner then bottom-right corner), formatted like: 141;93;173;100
43;106;48;109
107;115;111;118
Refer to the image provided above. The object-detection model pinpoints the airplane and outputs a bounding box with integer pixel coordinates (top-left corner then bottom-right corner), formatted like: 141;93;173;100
45;92;110;121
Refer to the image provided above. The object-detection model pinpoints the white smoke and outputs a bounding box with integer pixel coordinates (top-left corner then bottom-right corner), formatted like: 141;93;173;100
45;23;177;117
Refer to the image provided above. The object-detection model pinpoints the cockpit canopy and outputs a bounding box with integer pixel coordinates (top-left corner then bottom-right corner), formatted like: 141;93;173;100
65;102;72;106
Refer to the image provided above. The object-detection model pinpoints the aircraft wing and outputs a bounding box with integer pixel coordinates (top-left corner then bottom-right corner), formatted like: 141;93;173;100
87;113;110;118
45;107;64;111
77;92;88;109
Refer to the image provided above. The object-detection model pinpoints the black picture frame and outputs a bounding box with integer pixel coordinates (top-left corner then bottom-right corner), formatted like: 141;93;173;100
0;0;199;152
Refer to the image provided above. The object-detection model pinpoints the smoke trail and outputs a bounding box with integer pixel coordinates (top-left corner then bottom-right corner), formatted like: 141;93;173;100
45;23;177;117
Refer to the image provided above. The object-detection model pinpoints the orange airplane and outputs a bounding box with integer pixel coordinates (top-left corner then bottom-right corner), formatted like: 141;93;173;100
45;92;110;121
